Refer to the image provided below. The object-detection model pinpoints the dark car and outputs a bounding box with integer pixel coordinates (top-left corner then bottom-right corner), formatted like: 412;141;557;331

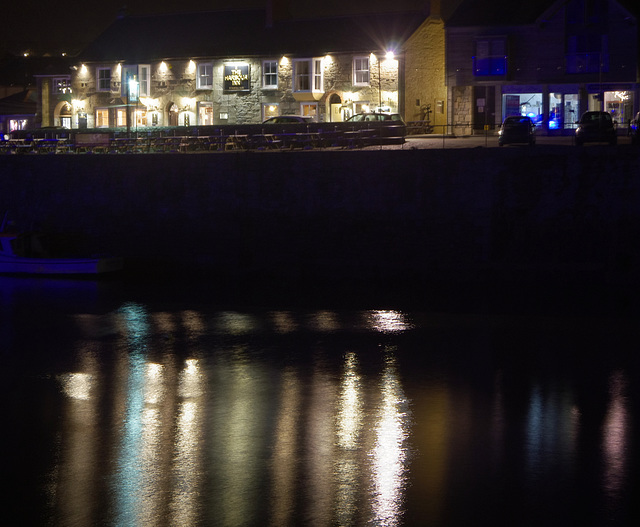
498;115;536;146
346;112;406;136
263;115;314;124
630;112;639;146
575;111;617;146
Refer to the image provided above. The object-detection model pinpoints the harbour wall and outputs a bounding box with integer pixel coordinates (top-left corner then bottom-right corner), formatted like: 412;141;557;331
2;147;640;291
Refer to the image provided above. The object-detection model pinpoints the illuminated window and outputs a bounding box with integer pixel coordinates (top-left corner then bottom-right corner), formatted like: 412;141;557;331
300;102;317;119
116;109;126;127
52;77;71;94
95;108;109;127
262;60;278;89
353;57;370;86
262;103;279;120
473;39;507;76
139;65;150;96
121;65;150;98
293;58;323;93
199;102;214;125
197;62;213;90
97;67;111;92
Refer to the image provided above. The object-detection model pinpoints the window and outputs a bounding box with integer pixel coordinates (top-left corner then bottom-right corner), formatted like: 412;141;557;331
293;58;323;93
566;35;608;74
116;109;126;127
97;68;111;92
353;57;370;86
262;60;278;89
300;102;317;120
121;65;150;98
95;108;109;127
52;77;71;94
197;62;213;90
199;102;214;125
473;39;507;76
262;103;279;120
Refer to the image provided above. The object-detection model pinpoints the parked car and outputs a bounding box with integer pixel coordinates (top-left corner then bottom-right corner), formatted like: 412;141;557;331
346;112;406;136
630;112;640;145
575;111;617;146
263;115;314;124
498;115;536;146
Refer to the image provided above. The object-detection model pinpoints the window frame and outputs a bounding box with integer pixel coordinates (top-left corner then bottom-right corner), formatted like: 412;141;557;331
473;38;507;77
95;108;109;127
262;60;278;89
52;77;72;94
97;67;112;92
197;62;213;90
293;58;323;94
352;56;370;86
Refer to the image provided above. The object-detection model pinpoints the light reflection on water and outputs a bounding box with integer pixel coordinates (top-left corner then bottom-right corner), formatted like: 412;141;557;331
8;301;638;526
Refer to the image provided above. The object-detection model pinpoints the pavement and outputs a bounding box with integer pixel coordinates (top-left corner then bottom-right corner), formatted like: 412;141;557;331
368;133;637;150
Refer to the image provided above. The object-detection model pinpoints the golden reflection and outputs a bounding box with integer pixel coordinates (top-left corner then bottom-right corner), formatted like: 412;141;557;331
217;311;259;335
59;372;93;400
306;361;338;524
367;310;413;333
270;369;302;526
56;351;100;526
182;310;205;338
334;352;364;525
370;354;410;526
603;370;629;497
170;358;205;526
270;310;297;333
309;310;339;332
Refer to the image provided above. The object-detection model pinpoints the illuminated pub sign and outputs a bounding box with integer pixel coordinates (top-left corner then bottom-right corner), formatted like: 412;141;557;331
224;63;250;92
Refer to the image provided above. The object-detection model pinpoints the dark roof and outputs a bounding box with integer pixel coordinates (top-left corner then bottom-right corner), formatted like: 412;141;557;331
446;0;557;27
78;9;426;62
447;0;640;27
0;89;37;115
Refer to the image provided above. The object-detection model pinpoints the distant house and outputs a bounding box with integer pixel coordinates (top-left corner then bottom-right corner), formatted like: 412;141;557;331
446;0;639;135
45;7;442;130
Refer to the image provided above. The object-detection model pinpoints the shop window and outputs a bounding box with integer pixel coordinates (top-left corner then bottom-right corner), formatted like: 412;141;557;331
353;56;370;86
473;39;507;76
502;93;543;125
605;91;633;126
262;60;278;89
197;62;213;90
97;68;111;92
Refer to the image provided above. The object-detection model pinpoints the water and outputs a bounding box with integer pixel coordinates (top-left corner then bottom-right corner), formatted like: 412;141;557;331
3;276;639;526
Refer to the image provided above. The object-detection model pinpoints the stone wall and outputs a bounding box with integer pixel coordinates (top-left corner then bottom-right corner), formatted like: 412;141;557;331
2;147;640;288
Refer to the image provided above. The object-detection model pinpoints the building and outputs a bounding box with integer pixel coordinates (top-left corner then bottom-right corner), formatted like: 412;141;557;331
446;0;639;135
41;7;441;131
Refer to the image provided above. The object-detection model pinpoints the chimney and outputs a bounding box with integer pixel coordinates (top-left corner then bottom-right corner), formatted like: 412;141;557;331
266;0;290;28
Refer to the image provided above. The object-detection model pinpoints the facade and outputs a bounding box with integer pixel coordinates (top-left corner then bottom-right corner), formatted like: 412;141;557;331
446;0;639;135
41;9;434;131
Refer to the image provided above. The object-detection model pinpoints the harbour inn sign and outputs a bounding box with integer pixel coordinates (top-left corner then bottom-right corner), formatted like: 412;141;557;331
38;8;442;131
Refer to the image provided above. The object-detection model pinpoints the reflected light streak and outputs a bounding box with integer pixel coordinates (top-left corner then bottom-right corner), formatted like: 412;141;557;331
217;311;259;335
367;310;413;333
270;369;302;526
59;372;94;400
310;310;339;332
603;370;629;498
371;355;410;526
170;358;205;526
334;352;364;526
270;311;297;333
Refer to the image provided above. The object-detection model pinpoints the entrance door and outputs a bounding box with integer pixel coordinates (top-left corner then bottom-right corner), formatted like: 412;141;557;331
474;86;496;130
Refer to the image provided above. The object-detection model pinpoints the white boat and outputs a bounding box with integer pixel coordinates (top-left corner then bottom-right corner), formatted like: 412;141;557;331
0;231;123;275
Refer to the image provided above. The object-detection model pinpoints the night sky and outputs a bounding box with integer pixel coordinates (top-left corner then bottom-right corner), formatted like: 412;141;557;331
2;1;458;55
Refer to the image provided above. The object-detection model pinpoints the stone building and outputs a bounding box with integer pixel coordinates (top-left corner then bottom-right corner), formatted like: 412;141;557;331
40;7;441;130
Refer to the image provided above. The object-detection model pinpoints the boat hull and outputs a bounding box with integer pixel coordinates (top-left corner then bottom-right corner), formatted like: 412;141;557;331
0;256;124;275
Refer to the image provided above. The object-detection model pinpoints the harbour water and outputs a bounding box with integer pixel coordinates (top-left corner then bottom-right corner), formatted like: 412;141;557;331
2;276;639;526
